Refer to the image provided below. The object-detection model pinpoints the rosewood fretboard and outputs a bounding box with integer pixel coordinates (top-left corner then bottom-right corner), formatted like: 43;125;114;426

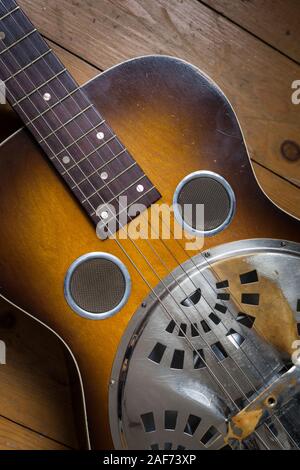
0;0;160;232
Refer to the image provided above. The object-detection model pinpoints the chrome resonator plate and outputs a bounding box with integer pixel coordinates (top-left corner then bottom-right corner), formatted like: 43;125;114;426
109;239;300;450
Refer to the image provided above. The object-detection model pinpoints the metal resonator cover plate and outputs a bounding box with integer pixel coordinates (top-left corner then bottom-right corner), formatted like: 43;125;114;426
109;239;300;450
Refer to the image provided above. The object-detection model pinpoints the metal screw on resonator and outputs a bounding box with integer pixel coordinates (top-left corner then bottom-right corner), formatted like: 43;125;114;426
109;239;300;450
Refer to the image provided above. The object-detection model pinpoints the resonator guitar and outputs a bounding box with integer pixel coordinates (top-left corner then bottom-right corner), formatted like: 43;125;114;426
0;0;300;450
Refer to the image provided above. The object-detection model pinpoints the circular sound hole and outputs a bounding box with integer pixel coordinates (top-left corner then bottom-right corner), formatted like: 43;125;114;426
174;172;236;236
65;253;131;319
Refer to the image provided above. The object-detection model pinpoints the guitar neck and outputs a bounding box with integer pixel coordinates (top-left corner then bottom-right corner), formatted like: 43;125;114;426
0;0;160;229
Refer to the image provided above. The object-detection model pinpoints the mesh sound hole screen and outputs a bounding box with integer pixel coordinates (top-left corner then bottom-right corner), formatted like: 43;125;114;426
70;258;126;314
178;177;231;231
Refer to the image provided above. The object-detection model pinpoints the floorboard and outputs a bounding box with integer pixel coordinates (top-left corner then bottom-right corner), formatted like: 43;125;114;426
202;0;300;63
0;0;299;449
18;0;300;218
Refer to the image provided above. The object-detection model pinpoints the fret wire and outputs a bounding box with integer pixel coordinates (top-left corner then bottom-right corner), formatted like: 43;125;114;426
0;5;19;21
14;50;120;207
3;83;97;214
0;16;95;177
29;84;83;126
91;185;156;219
2;25;119;209
49;71;135;191
55;120;106;157
2;13;97;143
75;85;133;169
1;25;99;167
12;68;67;106
3;48;52;83
89;174;146;208
81;162;137;203
41;112;103;145
72;148;127;188
3;80;97;215
1;0;158;227
2;12;274;428
112;186;156;221
31;103;93;136
2;8;290;444
0;4;122;223
4;45;133;226
60;134;117;171
2;7;136;213
1;3;156;227
0;28;37;56
0;17;99;216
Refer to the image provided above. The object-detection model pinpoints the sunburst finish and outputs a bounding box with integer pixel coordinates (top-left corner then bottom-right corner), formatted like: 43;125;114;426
0;56;299;448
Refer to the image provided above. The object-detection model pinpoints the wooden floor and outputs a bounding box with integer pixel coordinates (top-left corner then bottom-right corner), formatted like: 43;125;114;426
0;0;299;449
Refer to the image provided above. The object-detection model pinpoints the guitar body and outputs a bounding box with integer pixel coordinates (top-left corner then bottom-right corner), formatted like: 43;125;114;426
0;56;299;449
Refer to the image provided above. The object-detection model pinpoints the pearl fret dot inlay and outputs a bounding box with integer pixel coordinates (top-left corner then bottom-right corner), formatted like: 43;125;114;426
97;132;104;140
62;156;71;165
43;92;51;101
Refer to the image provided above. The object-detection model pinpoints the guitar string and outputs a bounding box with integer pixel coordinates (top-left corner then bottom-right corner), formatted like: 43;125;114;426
0;1;290;448
0;0;290;448
10;2;298;450
0;6;255;429
90;174;298;448
0;7;278;383
5;3;296;450
11;18;290;410
112;205;297;447
0;3;290;450
0;6;272;403
159;221;300;447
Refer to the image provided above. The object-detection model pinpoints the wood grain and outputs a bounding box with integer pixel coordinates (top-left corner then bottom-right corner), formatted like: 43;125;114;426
202;0;300;63
0;297;78;449
0;40;98;145
252;161;300;217
0;415;69;450
18;0;300;219
0;40;96;452
0;0;299;450
50;41;99;85
0;54;300;448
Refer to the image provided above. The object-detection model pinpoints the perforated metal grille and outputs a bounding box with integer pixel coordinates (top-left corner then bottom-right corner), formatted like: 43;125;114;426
110;240;300;450
178;176;231;231
69;258;126;314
